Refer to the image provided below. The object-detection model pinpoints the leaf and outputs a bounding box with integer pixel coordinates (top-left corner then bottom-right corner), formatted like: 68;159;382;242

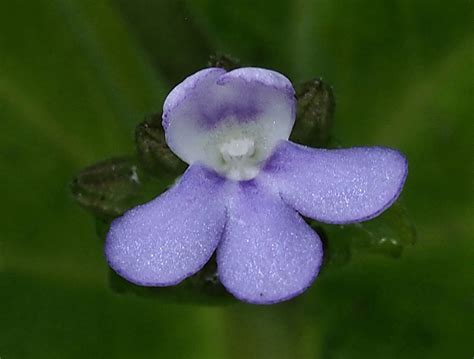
352;201;417;252
317;201;416;262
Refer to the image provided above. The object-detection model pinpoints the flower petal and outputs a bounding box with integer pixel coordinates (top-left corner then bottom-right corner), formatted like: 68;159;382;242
162;67;226;131
261;141;408;224
217;182;323;304
162;67;296;175
216;67;294;97
105;164;226;286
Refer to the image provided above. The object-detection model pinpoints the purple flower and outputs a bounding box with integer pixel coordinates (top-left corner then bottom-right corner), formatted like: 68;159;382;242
105;67;408;304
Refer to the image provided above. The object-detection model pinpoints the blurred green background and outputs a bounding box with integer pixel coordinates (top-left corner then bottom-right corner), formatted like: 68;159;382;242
1;0;472;358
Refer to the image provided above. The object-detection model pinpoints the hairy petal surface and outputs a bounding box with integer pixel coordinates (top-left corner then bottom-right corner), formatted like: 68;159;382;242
105;164;226;286
261;141;408;224
217;181;323;304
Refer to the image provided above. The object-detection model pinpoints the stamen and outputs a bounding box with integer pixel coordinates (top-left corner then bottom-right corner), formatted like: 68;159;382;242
219;138;255;161
219;138;259;180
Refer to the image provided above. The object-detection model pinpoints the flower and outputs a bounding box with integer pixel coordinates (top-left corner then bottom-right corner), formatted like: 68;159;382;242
105;67;408;304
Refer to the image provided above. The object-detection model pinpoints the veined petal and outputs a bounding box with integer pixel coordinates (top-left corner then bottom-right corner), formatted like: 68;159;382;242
261;141;408;224
162;67;296;180
105;164;226;286
217;181;323;304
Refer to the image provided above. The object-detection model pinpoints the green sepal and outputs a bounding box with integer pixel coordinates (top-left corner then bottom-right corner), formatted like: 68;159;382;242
108;255;234;305
208;53;240;71
291;78;335;148
70;156;170;219
311;225;352;271
317;200;416;264
135;113;186;178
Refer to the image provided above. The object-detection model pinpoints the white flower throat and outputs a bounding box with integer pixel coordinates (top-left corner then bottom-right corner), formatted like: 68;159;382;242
163;68;295;183
219;137;259;181
167;108;294;182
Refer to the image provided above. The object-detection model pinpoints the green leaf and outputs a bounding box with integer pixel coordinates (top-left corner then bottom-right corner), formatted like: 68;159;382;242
318;201;416;261
352;201;417;253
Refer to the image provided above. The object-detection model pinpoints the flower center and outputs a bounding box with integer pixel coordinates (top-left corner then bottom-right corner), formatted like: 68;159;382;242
220;138;255;161
219;137;259;181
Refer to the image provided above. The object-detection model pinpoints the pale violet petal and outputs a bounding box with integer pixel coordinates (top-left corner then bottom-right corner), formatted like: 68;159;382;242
261;141;408;224
217;181;323;304
162;68;226;131
105;164;226;286
216;67;294;97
